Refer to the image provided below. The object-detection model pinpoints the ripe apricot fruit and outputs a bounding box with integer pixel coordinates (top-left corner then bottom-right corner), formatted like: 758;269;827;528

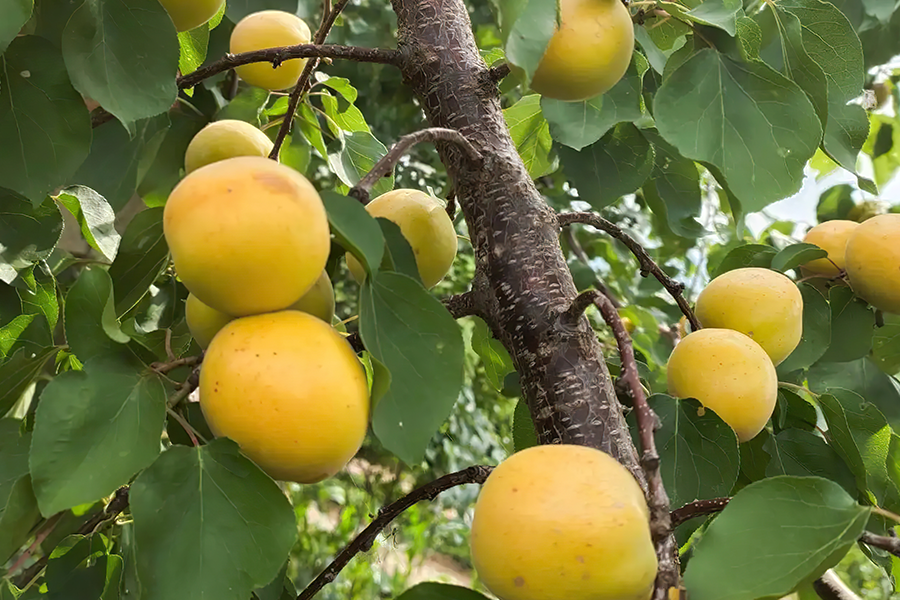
199;310;369;483
667;328;778;442
471;444;657;600
230;11;311;91
346;189;458;289
530;0;635;101
801;220;858;276
845;213;900;314
694;267;803;366
164;156;330;317
185;271;335;348
157;0;224;32
184;120;275;174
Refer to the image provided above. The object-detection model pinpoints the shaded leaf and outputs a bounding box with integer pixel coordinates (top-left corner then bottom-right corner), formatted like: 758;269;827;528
871;314;900;376
0;347;60;417
770;243;828;273
807;357;900;426
778;283;830;374
321;191;384;276
395;582;491;600
659;0;743;35
327;131;393;197
470;316;515;391
764;429;857;495
0;419;40;563
497;0;556;82
136;111;207;206
56;186;121;262
215;87;269;125
818;285;875;364
108;208;169;316
503;95;556;179
378;218;421;284
710;244;776;278
0;0;33;53
0;191;64;284
642;130;704;238
45;535;110;600
130;439;297;600
65;266;130;364
512;398;537;452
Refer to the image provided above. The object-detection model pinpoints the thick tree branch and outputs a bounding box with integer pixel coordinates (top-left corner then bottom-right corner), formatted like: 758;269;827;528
860;531;900;557
561;290;676;598
295;465;493;600
348;128;482;204
670;497;731;527
270;0;353;158
177;44;401;91
558;212;701;332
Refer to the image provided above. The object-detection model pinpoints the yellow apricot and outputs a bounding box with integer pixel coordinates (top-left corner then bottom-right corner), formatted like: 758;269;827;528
801;220;858;276
530;0;635;102
694;268;803;366
230;11;311;91
199;310;369;483
471;444;657;600
157;0;223;32
185;293;233;349
163;156;330;317
346;189;458;289
667;328;778;442
845;213;900;314
184;120;275;174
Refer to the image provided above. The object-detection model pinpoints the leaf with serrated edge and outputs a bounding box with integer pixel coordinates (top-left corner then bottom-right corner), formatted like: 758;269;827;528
327;131;393;196
764;429;857;495
56;186;121;262
684;476;870;600
0;192;64;284
130;439;297;600
503;95;556;179
0;347;60;417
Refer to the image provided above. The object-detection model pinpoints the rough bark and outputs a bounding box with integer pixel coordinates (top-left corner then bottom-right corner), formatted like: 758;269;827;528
390;0;641;477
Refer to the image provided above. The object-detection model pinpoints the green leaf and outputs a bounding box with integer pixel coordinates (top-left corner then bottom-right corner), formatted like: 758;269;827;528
378;219;421;285
659;0;743;35
770;243;828;273
0;191;64;284
61;0;179;133
497;0;556;82
541;56;647;151
130;439;298;600
30;353;167;516
108;208;170;316
470;316;515;391
512;398;538;452
710;244;776;278
215;87;270;125
0;347;60;417
773;389;818;432
0;35;92;204
872;314;900;376
327;131;393;197
56;186;121;262
641;130;704;238
0;419;40;564
360;272;465;464
296;101;327;158
654;48;821;212
816;184;854;221
0;315;35;359
764;429;857;495
0;0;32;53
807;358;900;426
45;535;110;600
65;266;130;364
559;123;654;209
778;283;831;373
73;115;170;212
818;286;875;364
178;25;210;77
225;0;298;22
503;95;556;179
683;476;870;600
321;191;384;276
650;395;740;510
136;111;207;206
395;582;491;600
318;76;359;102
321;93;370;134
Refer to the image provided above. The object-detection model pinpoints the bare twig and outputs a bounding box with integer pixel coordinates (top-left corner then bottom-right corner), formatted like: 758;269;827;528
670;497;730;527
167;365;201;409
558;212;701;331
813;570;862;600
488;62;511;83
295;465;494;600
167;407;203;446
270;0;354;159
150;354;201;376
560;289;675;598
561;227;621;307
348;128;482;204
6;514;64;578
860;531;900;558
13;487;130;588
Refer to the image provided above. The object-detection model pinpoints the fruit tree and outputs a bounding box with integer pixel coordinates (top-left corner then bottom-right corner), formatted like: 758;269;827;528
3;0;900;599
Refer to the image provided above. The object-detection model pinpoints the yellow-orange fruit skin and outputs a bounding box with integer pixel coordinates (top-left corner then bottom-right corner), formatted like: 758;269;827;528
199;311;369;483
530;0;635;102
845;214;900;314
346;189;458;289
667;328;778;443
470;445;658;600
230;11;311;91
694;267;803;366
185;293;234;349
801;220;859;276
163;156;330;317
184;120;275;174
158;0;224;32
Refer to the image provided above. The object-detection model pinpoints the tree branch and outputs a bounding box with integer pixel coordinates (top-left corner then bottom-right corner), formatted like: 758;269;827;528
860;531;900;558
166;365;201;409
13;487;130;589
348;128;482;204
150;354;201;375
177;44;401;91
558;212;701;332
269;0;353;159
560;289;676;598
295;465;493;600
813;570;862;600
670;497;731;527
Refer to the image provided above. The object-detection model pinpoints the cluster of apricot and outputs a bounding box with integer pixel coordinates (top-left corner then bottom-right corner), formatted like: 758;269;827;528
165;121;457;483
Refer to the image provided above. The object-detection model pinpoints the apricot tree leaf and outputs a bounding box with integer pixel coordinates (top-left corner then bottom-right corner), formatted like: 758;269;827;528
0;419;41;564
396;582;491;600
764;429;857;495
321;191;384;277
65;267;130;364
0;0;32;53
504;95;556;179
818;286;875;364
778;283;830;373
108;208;169;316
497;0;557;81
0;192;64;284
56;186;121;262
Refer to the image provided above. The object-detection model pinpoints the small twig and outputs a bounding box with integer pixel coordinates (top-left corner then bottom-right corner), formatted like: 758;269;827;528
561;227;621;307
13;487;130;588
813;570;862;600
7;513;64;578
167;366;201;409
860;531;900;557
670;497;731;527
488;62;511;83
150;354;201;376
348;128;482;204
560;289;675;599
295;465;493;600
270;0;353;159
558;212;701;331
167;407;203;446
